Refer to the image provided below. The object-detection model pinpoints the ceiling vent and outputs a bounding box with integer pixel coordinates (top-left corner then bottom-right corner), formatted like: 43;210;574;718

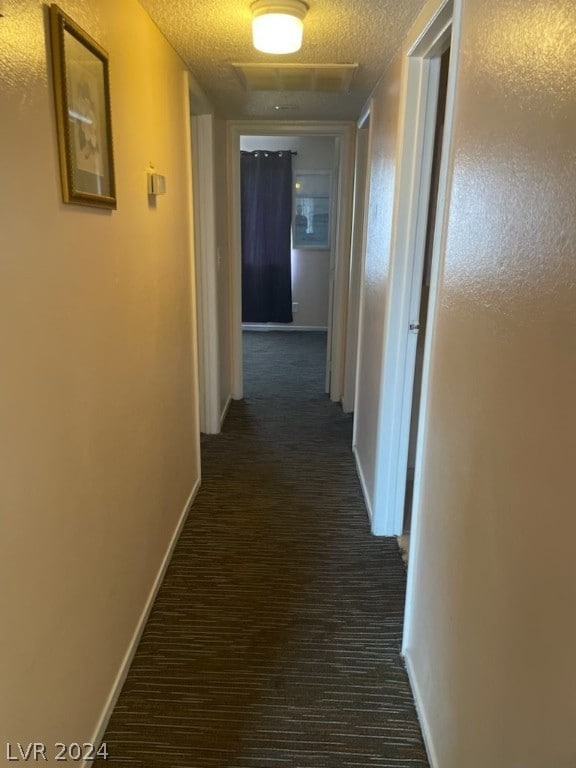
232;63;358;93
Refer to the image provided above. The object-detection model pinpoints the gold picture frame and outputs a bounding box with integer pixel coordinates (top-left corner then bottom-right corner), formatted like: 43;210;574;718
49;4;116;209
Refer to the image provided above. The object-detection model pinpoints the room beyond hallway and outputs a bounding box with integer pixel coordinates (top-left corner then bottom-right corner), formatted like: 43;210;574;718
96;332;429;767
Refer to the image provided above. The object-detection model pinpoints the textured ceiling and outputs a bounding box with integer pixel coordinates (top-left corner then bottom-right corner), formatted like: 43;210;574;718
138;0;427;121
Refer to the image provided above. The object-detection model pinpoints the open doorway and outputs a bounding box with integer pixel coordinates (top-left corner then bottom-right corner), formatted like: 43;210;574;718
239;134;336;395
369;0;457;537
403;47;451;536
226;122;355;405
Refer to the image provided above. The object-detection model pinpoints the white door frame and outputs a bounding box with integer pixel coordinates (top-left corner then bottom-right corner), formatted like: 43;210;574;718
342;106;372;413
190;113;221;433
324;150;338;395
182;74;202;482
371;0;460;535
226;121;356;402
351;103;375;446
187;72;221;435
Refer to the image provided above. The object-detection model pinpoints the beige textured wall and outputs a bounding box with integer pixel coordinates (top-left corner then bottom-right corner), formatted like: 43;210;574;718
400;1;576;765
0;0;199;750
353;56;402;507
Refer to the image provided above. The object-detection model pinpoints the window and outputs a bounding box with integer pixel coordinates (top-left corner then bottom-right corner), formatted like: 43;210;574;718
293;171;331;248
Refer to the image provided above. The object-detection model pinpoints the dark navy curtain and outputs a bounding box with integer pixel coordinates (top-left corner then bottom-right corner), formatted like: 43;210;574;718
241;150;293;323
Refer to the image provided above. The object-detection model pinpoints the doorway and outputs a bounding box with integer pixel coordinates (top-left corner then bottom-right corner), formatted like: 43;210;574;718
227;122;355;404
403;47;451;534
239;134;336;397
370;0;457;537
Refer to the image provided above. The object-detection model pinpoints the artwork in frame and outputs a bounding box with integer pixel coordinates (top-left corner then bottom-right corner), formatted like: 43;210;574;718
293;171;332;249
49;4;116;209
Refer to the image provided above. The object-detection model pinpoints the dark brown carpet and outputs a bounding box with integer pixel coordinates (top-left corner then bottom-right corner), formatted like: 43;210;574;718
96;331;429;767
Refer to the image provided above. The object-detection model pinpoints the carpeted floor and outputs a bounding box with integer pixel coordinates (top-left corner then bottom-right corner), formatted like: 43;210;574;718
95;331;429;767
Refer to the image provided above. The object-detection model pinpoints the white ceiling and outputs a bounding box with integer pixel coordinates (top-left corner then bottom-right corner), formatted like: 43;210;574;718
138;0;427;121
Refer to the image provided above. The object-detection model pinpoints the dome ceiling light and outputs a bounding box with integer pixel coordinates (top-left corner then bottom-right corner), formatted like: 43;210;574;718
251;0;309;55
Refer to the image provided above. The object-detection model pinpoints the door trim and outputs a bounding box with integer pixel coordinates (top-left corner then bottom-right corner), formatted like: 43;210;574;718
352;104;375;441
226;121;356;402
343;106;372;413
371;0;458;537
190;112;221;434
403;0;462;662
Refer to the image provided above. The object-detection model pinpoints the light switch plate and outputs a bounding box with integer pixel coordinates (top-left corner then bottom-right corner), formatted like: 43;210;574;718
147;172;166;196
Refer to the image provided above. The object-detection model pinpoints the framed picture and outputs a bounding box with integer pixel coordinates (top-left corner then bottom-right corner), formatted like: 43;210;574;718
49;4;116;209
293;171;332;249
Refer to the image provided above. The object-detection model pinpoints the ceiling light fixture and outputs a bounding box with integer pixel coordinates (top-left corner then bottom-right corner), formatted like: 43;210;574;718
251;0;309;55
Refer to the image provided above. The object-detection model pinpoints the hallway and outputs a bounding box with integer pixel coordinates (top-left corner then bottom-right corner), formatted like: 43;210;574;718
97;332;428;767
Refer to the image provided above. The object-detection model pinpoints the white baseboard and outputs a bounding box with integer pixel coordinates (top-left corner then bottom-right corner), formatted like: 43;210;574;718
341;397;354;414
242;324;328;332
84;478;201;765
403;651;440;768
353;444;373;524
220;394;232;429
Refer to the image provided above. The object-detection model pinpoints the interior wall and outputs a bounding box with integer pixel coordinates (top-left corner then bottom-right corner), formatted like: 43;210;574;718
240;135;335;328
353;59;402;511
395;0;576;766
214;118;231;414
0;0;199;747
